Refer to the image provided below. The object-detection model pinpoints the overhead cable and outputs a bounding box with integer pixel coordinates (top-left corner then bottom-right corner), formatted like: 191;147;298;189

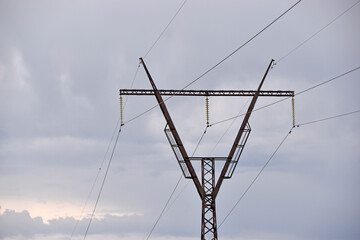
295;66;360;96
83;126;123;240
210;65;360;126
74;62;141;239
218;126;294;228
70;118;122;239
144;125;208;240
144;0;189;59
297;109;360;126
80;2;189;237
144;172;183;240
124;0;302;125
122;0;188;123
275;0;360;65
179;0;302;91
163;98;249;216
218;108;360;228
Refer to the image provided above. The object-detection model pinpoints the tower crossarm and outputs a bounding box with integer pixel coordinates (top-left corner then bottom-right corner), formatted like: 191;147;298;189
213;59;275;199
140;58;205;199
119;89;294;97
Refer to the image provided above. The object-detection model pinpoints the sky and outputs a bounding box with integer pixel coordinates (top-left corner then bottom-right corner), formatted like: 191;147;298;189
0;0;360;240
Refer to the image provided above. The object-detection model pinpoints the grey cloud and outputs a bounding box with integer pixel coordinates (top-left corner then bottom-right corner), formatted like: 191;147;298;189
1;0;360;240
0;207;45;239
0;206;148;239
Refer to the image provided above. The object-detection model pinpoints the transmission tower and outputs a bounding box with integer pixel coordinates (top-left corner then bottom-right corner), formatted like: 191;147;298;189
120;58;294;240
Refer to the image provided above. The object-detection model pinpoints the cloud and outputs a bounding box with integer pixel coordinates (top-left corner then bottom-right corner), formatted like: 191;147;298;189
0;207;45;239
0;1;359;240
0;206;148;239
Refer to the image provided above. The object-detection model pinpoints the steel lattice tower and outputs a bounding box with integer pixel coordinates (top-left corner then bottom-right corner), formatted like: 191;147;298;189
120;58;294;240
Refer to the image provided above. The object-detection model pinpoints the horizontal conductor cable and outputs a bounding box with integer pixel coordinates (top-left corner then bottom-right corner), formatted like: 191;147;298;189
275;0;360;65
210;65;360;126
123;0;302;125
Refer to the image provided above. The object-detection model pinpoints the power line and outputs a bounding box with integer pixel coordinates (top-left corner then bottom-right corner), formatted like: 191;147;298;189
179;0;302;91
209;98;251;155
122;0;189;123
73;62;141;239
156;99;250;224
297;109;360;126
144;125;208;240
162;98;249;214
143;0;189;59
123;64;141;111
218;126;294;228
70;118;121;239
217;108;360;228
124;0;302;125
274;0;360;65
83;126;123;240
210;65;360;126
124;0;358;234
113;4;190;237
191;126;209;156
295;66;360;96
144;172;183;240
125;0;327;235
126;52;359;240
79;2;189;237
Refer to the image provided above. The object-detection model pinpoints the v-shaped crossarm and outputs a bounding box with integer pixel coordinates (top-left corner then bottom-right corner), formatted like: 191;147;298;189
213;59;274;198
140;58;205;199
140;58;274;200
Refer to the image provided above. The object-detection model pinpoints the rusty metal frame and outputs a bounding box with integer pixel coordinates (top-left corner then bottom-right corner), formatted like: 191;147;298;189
120;89;294;97
213;59;274;198
201;158;217;240
134;58;290;240
140;57;204;198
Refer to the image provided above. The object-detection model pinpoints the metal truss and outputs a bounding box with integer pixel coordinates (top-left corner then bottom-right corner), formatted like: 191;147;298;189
120;89;294;97
127;58;293;240
201;158;217;240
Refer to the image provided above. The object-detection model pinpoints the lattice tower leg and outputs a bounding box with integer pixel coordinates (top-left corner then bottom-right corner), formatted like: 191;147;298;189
201;158;218;240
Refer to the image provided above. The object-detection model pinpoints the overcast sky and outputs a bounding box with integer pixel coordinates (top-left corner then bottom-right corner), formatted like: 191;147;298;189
1;0;360;240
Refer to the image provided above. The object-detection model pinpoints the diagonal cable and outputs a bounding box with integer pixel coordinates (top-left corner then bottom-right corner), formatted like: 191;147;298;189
218;126;294;228
210;65;360;126
123;0;302;125
144;125;208;240
83;126;123;240
297;109;360;126
275;0;360;65
218;108;360;228
70;118;121;239
144;0;188;59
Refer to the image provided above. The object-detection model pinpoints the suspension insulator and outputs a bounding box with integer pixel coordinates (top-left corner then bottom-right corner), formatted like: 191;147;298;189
120;95;124;126
206;96;209;126
291;97;295;127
